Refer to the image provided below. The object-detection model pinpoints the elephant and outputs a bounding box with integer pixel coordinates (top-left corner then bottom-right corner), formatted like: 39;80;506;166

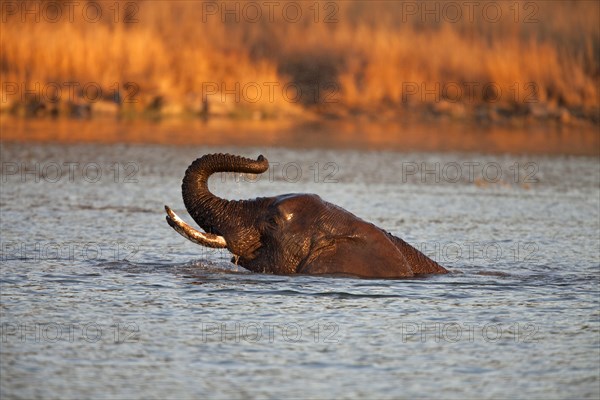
165;153;448;278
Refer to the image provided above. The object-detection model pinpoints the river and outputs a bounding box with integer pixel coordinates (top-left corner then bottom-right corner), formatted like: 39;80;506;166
1;121;598;399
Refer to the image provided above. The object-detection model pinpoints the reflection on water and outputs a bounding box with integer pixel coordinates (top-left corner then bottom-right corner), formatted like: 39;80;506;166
2;116;599;155
0;139;599;399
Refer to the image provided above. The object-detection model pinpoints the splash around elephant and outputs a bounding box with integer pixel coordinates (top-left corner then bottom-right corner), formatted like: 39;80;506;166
165;153;448;278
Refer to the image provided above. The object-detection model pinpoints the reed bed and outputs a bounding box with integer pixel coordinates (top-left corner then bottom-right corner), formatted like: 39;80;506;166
1;0;598;122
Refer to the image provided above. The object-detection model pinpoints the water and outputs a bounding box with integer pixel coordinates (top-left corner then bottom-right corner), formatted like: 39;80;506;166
1;141;599;399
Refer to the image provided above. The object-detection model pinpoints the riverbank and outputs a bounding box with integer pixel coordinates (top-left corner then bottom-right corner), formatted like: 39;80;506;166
2;1;598;126
2;93;598;126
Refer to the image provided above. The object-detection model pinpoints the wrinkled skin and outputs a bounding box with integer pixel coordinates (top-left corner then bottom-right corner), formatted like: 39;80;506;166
165;154;448;278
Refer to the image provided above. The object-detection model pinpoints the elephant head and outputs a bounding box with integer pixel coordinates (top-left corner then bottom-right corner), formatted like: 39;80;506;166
165;153;448;278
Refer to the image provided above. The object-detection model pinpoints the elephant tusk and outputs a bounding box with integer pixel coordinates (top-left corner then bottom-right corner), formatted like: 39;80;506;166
164;205;227;248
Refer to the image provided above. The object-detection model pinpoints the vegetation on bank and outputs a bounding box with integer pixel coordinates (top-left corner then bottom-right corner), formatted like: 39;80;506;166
1;1;598;124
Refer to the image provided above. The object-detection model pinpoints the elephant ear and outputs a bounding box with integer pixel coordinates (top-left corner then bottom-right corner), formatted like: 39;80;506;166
298;234;415;278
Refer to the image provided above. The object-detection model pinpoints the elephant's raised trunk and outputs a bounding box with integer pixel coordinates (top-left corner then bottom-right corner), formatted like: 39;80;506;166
182;153;270;256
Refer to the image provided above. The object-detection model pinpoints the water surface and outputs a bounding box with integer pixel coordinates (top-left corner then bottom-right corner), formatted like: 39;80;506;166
1;141;598;399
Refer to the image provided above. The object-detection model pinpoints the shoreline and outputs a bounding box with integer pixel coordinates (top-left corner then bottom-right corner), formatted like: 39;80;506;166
2;96;598;127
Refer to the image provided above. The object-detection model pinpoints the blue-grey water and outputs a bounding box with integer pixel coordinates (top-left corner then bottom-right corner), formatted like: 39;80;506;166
1;142;598;399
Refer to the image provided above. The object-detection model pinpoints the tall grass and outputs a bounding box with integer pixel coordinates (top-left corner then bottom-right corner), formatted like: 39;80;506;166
1;0;598;121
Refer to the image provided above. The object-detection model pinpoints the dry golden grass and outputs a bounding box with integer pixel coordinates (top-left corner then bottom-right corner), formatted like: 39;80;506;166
1;0;598;122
